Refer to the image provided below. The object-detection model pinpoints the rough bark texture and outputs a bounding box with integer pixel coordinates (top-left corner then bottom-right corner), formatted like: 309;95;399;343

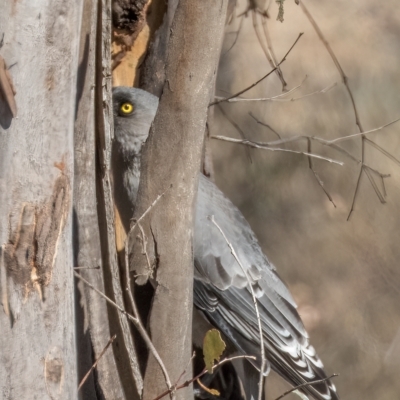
139;0;179;96
95;0;143;397
130;0;229;398
0;0;81;398
74;0;131;398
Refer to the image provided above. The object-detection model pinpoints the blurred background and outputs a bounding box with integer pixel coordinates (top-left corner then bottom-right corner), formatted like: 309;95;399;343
210;1;400;399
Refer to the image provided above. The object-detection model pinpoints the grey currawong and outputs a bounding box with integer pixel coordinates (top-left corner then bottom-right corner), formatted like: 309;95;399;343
111;86;339;400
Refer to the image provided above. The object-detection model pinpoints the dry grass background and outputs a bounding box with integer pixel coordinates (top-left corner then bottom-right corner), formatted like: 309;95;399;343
210;1;400;399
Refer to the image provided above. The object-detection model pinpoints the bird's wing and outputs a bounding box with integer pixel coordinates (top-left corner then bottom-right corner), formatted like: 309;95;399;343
194;174;338;400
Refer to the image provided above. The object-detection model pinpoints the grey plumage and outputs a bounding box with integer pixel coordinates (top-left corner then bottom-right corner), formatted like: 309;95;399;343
112;86;339;400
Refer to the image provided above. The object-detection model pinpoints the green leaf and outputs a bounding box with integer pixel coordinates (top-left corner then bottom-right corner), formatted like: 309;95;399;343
203;329;226;373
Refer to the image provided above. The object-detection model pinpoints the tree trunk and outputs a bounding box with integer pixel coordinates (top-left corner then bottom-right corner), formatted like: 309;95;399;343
0;0;82;398
129;0;229;399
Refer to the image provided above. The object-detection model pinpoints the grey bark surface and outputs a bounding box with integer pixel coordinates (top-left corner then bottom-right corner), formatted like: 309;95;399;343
139;0;179;96
74;0;128;398
95;0;143;397
130;0;229;398
0;0;82;398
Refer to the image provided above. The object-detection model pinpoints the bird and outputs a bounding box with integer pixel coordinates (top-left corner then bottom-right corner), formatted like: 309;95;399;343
111;86;339;400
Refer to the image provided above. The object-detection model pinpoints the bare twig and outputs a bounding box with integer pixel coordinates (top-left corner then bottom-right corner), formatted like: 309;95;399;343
210;32;303;106
74;272;138;322
215;80;337;103
210;215;266;400
249;112;281;139
365;138;400;167
299;0;368;219
364;167;386;204
261;13;281;73
175;352;196;388
326;118;400;144
307;138;336;207
214;76;306;102
222;14;245;57
211;135;344;165
274;374;339;400
124;192;173;395
152;354;257;400
78;335;117;391
217;104;253;163
252;10;287;89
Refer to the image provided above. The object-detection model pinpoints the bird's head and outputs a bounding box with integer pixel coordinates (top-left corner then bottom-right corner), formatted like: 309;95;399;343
112;86;159;160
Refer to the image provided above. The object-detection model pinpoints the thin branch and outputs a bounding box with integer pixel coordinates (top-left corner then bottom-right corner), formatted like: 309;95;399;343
327;118;400;144
211;135;344;165
347;166;363;221
215;80;337;103
210;215;266;400
307;138;336;207
214;76;306;102
152;355;257;400
299;1;363;130
274;374;339;400
124;192;173;394
222;14;245;57
249;112;281;139
217;104;253;163
299;0;367;219
364;138;400;167
364;167;386;204
210;32;303;106
78;335;117;391
74;272;138;323
252;10;287;89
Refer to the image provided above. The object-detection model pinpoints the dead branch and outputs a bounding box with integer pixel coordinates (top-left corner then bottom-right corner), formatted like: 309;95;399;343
326;118;400;144
123;193;173;396
217;104;253;163
249;112;281;139
211;135;344;165
307;138;337;207
299;0;388;219
274;374;339;400
210;32;304;106
252;10;287;89
78;335;117;391
214;76;307;102
214;80;337;103
222;14;245;57
210;215;267;400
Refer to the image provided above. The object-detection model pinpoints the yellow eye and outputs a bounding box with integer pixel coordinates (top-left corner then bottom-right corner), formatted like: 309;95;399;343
120;102;134;114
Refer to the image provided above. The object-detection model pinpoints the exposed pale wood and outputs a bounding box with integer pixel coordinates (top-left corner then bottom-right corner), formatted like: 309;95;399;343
130;0;230;398
0;0;82;397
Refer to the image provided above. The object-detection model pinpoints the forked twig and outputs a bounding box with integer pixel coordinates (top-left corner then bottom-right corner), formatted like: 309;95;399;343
298;0;396;219
211;135;344;165
210;32;303;106
252;10;287;89
210;216;267;400
215;80;337;103
217;104;253;163
307;138;336;207
222;14;245;57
